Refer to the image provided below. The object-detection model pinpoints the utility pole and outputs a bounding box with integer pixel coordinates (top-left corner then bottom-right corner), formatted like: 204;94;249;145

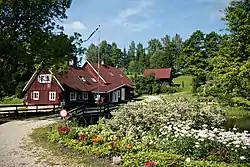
82;25;101;101
97;25;101;101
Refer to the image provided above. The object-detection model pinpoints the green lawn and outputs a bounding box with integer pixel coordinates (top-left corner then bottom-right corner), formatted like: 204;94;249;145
223;106;250;118
172;75;250;119
173;75;193;92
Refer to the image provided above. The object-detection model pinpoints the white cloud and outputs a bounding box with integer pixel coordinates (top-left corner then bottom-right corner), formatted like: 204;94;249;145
114;0;153;24
112;0;154;32
63;21;86;30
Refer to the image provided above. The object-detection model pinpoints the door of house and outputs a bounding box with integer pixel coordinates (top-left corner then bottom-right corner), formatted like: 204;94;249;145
112;91;118;103
121;88;125;101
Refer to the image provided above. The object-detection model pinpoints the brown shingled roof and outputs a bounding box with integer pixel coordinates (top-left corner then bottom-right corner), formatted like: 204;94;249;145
56;67;98;91
56;62;134;93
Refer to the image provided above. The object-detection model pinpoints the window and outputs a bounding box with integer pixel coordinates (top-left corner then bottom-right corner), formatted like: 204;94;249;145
83;92;88;100
94;94;100;100
78;76;86;82
91;77;97;82
38;74;52;83
109;72;114;77
70;92;77;101
117;90;120;98
49;91;56;101
31;91;39;100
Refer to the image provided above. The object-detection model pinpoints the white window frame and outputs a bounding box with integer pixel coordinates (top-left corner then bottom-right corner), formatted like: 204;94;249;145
82;92;88;100
49;91;56;101
117;90;121;98
94;94;100;100
38;74;52;83
70;92;77;101
31;91;39;100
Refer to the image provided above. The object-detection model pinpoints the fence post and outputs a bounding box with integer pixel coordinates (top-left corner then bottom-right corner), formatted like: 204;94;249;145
99;104;101;117
15;106;18;114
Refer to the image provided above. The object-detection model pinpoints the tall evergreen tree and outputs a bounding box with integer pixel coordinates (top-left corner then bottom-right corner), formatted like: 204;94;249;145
179;30;207;82
128;41;136;73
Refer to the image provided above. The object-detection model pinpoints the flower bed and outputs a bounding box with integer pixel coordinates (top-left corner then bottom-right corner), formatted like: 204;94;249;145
48;96;250;166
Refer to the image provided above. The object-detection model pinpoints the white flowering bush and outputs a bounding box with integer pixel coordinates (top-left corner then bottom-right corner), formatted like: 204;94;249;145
48;95;250;166
108;95;226;138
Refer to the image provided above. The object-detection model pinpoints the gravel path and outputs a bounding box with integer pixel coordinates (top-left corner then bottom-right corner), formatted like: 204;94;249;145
0;118;57;167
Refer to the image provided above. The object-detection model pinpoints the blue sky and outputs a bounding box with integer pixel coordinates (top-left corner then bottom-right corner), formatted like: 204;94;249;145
61;0;231;49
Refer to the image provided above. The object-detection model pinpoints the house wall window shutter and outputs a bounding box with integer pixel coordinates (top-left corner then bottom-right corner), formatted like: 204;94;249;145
117;90;121;98
32;91;39;100
49;91;56;101
83;92;88;100
70;92;77;101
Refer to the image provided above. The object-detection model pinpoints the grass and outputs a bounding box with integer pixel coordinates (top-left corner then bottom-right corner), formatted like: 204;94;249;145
223;106;250;118
0;96;23;105
28;123;116;167
173;75;193;86
172;75;250;119
173;75;193;92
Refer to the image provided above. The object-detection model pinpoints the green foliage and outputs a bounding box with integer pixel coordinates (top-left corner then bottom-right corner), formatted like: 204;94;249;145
209;0;250;105
108;96;226;136
192;77;199;94
0;96;23;104
0;0;84;98
123;151;184;167
85;34;183;77
173;75;193;92
160;86;179;94
45;96;250;166
231;97;250;108
134;75;177;95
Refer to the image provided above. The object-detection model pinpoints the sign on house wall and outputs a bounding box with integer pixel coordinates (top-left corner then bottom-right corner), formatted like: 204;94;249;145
38;74;52;83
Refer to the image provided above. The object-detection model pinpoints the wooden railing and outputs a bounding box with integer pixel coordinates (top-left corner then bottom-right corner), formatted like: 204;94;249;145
0;103;60;114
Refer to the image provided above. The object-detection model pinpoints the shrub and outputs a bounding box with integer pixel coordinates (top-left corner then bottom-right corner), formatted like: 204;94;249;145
108;95;226;138
134;75;162;95
192;77;199;94
160;86;179;94
0;96;23;104
123;151;184;167
47;95;250;166
231;97;250;108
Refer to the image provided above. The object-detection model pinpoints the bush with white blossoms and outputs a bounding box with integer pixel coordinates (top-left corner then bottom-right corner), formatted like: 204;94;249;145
108;95;226;138
49;95;250;166
104;95;250;163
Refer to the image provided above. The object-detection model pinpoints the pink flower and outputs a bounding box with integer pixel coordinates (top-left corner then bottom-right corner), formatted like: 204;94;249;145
145;160;157;167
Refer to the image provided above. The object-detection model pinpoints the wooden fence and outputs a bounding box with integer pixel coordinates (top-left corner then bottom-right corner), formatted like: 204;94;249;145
0;99;137;121
0;103;60;118
66;101;130;125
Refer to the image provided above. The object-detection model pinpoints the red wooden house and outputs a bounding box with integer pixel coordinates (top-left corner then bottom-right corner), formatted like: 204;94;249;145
144;68;173;85
22;61;134;105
